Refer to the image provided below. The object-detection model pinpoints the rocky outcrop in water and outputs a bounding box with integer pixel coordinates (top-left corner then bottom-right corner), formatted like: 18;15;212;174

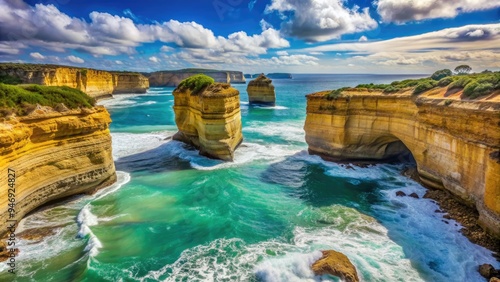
312;250;359;282
247;74;276;106
0;106;116;237
147;69;245;87
304;86;500;238
172;82;243;161
0;64;149;98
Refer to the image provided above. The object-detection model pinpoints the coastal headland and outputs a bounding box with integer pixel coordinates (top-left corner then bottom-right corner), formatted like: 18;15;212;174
304;73;500;239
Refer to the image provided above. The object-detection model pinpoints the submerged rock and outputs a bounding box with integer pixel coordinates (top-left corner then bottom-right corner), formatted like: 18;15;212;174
311;250;359;282
479;264;500;279
247;74;276;106
409;192;420;199
396;191;406;197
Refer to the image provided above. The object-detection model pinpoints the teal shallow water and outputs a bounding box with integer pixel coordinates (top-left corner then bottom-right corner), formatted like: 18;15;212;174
1;74;499;281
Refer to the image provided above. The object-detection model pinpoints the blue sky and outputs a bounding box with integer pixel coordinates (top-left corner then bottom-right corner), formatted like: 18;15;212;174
1;0;499;73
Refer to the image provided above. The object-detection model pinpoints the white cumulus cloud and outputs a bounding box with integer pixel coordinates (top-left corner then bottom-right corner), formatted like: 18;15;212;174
149;56;159;63
376;0;500;23
67;55;84;63
265;0;378;42
29;52;44;59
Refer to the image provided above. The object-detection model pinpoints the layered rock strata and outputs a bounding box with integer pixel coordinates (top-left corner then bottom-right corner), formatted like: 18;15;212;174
172;83;243;161
148;70;245;87
0;106;116;236
247;74;276;106
304;87;500;237
0;64;149;98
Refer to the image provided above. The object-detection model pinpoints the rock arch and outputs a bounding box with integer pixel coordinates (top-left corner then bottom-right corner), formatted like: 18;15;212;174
305;91;500;237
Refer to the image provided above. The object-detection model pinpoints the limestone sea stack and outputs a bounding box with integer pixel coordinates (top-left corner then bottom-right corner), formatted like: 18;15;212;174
246;74;276;106
304;80;500;238
172;75;243;161
0;104;116;237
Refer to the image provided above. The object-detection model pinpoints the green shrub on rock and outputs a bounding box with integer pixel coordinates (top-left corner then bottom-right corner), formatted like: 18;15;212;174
464;82;494;99
431;69;452;81
413;80;438;95
177;74;215;95
448;77;472;90
438;77;453;87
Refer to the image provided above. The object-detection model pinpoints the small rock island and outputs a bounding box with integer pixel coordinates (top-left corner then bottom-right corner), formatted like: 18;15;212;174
172;74;243;161
246;74;276;106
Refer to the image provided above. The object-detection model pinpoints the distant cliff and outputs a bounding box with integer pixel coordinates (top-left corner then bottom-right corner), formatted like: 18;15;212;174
0;63;149;99
0;106;116;236
304;79;500;238
147;68;245;87
172;75;243;161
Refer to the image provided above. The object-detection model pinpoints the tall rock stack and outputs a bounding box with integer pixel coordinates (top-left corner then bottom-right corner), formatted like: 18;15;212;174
172;76;243;161
246;74;276;106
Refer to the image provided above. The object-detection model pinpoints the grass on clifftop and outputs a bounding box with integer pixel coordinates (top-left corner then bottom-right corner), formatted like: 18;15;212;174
177;74;215;95
0;83;96;117
326;71;500;99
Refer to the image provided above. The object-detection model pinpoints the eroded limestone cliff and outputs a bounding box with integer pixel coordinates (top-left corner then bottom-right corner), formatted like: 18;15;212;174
0;106;116;235
173;83;243;161
304;87;500;237
247;74;276;106
148;69;246;87
0;64;149;98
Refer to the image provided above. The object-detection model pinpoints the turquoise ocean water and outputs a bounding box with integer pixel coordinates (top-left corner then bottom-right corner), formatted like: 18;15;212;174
1;74;499;281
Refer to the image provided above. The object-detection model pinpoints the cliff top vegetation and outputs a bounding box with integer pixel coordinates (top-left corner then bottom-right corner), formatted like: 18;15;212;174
326;69;500;100
177;74;215;95
0;83;96;117
0;63;142;76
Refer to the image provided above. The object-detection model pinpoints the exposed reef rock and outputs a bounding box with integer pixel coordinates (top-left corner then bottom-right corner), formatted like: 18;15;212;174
0;106;116;237
247;74;276;106
312;250;359;282
172;80;243;161
304;86;500;238
0;64;149;98
147;69;245;87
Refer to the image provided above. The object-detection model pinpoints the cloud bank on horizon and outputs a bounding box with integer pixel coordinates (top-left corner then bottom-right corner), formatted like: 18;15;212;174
0;0;499;73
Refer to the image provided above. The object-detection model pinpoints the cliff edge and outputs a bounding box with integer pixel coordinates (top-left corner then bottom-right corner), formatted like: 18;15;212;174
247;74;276;106
0;63;149;99
0;107;116;236
172;75;243;161
0;84;116;237
304;75;500;238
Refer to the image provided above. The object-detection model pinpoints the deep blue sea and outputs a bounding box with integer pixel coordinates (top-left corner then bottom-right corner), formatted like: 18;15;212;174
1;74;498;282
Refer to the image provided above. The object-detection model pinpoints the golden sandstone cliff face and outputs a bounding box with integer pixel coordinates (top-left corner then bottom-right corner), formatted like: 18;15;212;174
148;70;246;87
0;107;116;235
173;83;243;161
0;65;149;98
247;74;276;106
304;88;500;237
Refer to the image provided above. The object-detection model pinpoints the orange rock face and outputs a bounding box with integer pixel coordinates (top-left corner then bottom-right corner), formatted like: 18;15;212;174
0;65;149;98
304;88;500;238
0;107;116;236
172;83;243;161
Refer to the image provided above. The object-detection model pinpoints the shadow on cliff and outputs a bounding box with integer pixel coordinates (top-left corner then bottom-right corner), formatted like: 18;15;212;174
115;140;194;173
259;151;437;281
